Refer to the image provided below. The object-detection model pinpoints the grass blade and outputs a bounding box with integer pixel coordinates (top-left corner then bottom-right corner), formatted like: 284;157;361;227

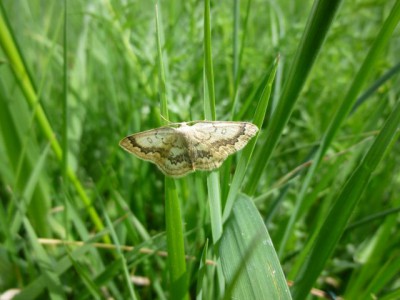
0;2;108;242
203;1;225;297
223;56;279;221
165;177;188;300
292;97;400;299
220;194;292;299
156;3;188;299
203;0;216;121
281;0;400;259
22;218;65;299
102;198;137;300
279;2;400;255
62;0;68;180
245;0;342;195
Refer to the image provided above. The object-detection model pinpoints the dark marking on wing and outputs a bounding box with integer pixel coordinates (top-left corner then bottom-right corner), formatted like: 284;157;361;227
127;136;169;157
196;150;213;159
210;124;247;148
168;153;192;166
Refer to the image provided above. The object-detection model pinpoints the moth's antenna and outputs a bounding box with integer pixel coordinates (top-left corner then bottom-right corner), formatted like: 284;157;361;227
160;114;172;124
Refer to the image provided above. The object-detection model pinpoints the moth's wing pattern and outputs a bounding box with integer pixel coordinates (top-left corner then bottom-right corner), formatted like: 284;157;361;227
188;121;258;171
120;121;258;176
119;126;195;177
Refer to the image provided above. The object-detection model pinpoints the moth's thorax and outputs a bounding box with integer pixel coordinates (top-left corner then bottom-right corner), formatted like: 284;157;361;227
175;123;197;136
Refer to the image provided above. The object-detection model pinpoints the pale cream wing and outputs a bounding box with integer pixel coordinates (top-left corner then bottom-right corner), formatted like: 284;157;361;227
188;121;258;171
119;126;195;177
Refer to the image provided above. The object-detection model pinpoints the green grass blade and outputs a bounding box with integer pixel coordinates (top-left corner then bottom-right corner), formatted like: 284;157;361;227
165;177;188;300
365;254;400;299
381;289;400;300
345;212;399;298
203;0;216;121
203;0;223;244
345;205;400;231
65;250;104;299
102;198;137;300
207;172;223;241
203;1;225;296
281;0;400;258
232;0;239;84
0;82;50;236
11;144;50;234
156;3;188;299
156;2;169;123
0;3;108;242
15;236;101;299
351;61;400;114
220;194;292;299
195;239;209;300
244;0;342;195
22;218;65;299
291;97;400;299
231;0;253;118
62;0;68;180
223;57;279;222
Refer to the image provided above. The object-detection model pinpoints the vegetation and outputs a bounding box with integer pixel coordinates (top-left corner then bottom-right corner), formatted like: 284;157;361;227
0;0;399;299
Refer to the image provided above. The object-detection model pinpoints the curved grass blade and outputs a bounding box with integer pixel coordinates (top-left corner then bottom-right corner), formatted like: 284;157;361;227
279;0;400;258
244;0;342;195
223;57;279;222
220;194;291;300
292;97;400;299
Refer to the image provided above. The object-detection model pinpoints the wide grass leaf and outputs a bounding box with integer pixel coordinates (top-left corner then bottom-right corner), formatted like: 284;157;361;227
220;194;291;300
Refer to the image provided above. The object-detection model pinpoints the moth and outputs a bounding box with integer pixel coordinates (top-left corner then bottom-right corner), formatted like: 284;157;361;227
119;121;258;177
